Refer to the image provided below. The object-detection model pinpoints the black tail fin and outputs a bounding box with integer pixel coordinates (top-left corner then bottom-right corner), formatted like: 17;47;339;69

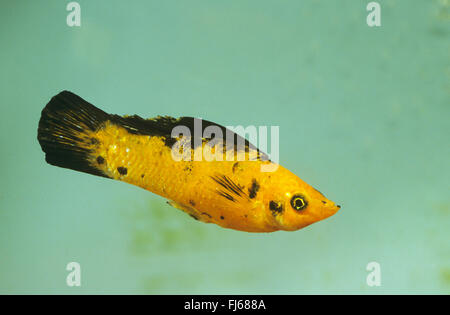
37;91;111;178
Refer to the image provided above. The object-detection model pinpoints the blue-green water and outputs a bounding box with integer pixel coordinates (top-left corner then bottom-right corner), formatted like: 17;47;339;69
0;0;448;294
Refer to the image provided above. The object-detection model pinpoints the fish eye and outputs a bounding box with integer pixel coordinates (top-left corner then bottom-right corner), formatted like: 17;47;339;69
290;194;308;211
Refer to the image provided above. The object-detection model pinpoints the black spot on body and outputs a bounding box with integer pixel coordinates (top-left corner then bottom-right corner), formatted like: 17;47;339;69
220;216;224;220
232;162;239;173
90;138;99;145
184;164;193;172
269;200;283;215
141;174;145;178
189;200;196;206
201;212;212;218
96;156;105;164
117;166;127;175
248;179;260;199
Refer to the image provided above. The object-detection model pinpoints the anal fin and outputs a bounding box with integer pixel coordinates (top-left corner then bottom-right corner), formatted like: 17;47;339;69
166;200;212;223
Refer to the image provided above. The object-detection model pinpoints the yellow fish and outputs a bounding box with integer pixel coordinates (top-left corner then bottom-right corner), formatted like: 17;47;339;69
37;91;340;232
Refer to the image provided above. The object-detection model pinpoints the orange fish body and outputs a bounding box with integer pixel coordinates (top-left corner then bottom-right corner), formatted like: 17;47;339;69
38;91;340;232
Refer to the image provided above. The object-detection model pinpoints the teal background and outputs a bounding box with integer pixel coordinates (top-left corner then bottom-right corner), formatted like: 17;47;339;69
0;0;448;294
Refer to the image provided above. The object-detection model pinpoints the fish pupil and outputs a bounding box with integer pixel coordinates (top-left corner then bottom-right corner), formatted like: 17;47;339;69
290;194;307;211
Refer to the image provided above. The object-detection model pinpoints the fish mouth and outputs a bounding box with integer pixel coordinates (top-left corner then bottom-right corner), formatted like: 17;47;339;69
320;200;341;215
327;203;341;214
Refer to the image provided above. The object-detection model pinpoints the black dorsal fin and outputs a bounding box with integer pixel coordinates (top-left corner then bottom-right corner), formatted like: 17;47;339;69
113;115;269;160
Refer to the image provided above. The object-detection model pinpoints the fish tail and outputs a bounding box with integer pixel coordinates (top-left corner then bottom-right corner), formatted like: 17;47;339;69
37;91;111;178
